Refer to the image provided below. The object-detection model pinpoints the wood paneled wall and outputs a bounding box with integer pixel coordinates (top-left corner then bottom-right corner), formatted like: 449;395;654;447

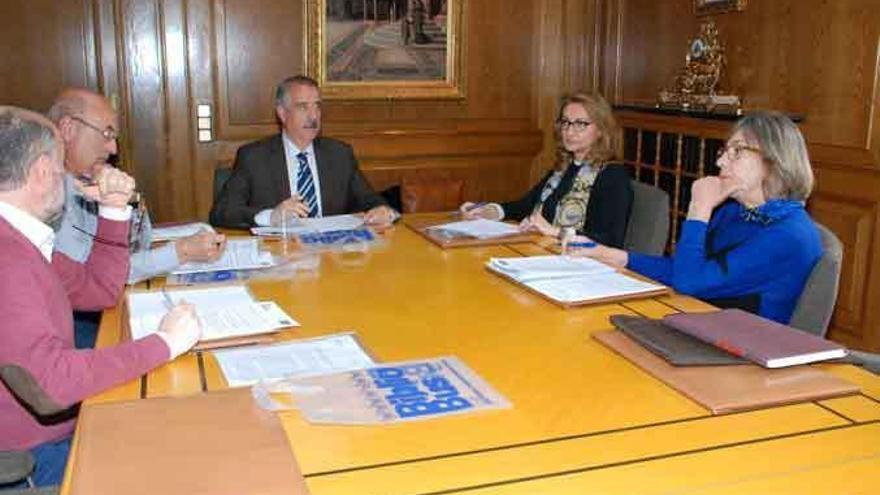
3;0;879;349
598;0;880;351
0;1;103;112
0;0;546;223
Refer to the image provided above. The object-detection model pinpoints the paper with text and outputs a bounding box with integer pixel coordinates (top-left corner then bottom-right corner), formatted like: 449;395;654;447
426;219;519;239
172;238;274;274
251;214;365;237
215;333;375;387
524;271;665;304
488;255;615;282
127;286;297;343
150;222;214;242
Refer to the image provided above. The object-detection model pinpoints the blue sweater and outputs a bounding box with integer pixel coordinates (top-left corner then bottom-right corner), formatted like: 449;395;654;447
627;199;822;324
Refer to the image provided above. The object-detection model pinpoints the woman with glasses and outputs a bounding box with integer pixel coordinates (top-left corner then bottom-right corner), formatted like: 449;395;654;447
459;92;633;247
575;111;821;324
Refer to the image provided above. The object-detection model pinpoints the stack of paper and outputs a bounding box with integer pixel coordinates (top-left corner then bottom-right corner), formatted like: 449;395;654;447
214;333;375;387
488;255;615;282
172;238;274;274
251;214;365;237
126;285;298;345
150;222;214;242
525;273;665;304
426;219;520;239
487;255;667;306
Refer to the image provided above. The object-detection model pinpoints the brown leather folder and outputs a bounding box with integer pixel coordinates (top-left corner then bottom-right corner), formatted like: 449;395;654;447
593;330;859;414
403;213;538;248
68;387;310;495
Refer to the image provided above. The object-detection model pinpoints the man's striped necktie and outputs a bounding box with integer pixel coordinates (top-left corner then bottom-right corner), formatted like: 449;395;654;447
296;151;318;217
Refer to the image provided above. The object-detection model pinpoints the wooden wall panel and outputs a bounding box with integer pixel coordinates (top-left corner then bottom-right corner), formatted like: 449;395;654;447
530;0;607;185
0;0;99;111
217;0;305;127
599;0;880;350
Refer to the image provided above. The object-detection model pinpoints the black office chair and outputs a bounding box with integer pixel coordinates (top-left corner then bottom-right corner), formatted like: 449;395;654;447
0;364;64;494
788;223;843;338
623;180;670;256
213;167;233;201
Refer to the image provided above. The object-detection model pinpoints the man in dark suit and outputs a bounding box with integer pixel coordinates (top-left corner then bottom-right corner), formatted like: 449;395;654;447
209;75;396;228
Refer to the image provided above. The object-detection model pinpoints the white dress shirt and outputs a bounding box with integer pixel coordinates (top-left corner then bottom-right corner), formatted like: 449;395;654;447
254;134;324;226
0;200;55;261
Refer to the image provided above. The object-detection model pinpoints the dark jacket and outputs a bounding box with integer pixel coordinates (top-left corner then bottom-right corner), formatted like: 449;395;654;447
501;162;633;248
209;134;386;228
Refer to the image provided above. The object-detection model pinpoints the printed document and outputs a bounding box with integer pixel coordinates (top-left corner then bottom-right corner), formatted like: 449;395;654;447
215;333;375;387
150;222;214;242
426;219;519;239
172;238;274;274
127;286;298;343
251;214;365;236
488;255;615;282
524;271;664;304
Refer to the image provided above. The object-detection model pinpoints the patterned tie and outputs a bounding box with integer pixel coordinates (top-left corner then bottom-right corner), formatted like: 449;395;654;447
296;152;318;218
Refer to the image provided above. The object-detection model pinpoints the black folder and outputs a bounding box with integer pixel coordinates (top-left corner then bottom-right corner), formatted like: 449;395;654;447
610;314;747;366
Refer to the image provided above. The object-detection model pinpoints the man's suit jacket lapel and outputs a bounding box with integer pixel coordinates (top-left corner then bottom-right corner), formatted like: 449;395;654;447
268;134;291;202
312;138;336;213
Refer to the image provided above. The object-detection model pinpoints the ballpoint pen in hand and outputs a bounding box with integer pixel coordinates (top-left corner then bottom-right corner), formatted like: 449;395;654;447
567;241;597;249
160;287;175;310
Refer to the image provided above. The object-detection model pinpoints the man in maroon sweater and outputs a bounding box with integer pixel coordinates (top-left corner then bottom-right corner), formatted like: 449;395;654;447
0;106;202;487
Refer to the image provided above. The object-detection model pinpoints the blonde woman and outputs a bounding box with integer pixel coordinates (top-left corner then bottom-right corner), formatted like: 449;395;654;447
460;92;633;248
575;111;821;324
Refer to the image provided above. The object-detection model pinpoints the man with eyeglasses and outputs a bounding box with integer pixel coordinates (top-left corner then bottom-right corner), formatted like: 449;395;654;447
209;75;397;228
48;88;226;348
0;106;202;487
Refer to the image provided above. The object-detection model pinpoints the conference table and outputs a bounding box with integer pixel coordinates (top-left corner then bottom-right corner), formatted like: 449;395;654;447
61;214;880;494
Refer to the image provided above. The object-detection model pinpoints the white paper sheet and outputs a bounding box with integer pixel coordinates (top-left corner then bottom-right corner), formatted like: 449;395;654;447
426;219;520;239
250;214;365;237
523;271;664;303
488;255;615;282
172;238;274;274
150;222;214;242
127;286;298;342
214;333;375;387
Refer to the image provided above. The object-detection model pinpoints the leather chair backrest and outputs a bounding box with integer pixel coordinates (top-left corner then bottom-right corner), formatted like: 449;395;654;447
400;177;465;213
623;180;670;256
789;222;843;337
213;167;233;201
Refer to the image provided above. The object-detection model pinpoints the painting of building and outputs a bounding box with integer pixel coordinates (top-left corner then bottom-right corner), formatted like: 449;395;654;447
325;0;449;81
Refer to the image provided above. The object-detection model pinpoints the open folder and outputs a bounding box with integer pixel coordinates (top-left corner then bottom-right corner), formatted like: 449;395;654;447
404;215;537;248
486;255;669;307
125;285;297;350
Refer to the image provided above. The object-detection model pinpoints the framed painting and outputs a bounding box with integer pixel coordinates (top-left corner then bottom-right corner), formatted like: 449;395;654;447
306;0;465;99
694;0;747;16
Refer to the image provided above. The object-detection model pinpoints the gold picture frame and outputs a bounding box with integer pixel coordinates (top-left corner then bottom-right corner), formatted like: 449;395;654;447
694;0;747;16
306;0;465;100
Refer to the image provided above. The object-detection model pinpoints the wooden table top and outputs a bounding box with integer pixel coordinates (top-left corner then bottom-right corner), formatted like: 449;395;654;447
62;214;880;494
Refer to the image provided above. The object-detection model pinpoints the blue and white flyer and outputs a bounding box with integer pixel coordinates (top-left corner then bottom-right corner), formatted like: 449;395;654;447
252;356;511;424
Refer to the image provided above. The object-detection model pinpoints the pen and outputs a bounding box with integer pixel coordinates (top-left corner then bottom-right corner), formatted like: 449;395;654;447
160;287;175;310
464;201;488;212
566;241;597;249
